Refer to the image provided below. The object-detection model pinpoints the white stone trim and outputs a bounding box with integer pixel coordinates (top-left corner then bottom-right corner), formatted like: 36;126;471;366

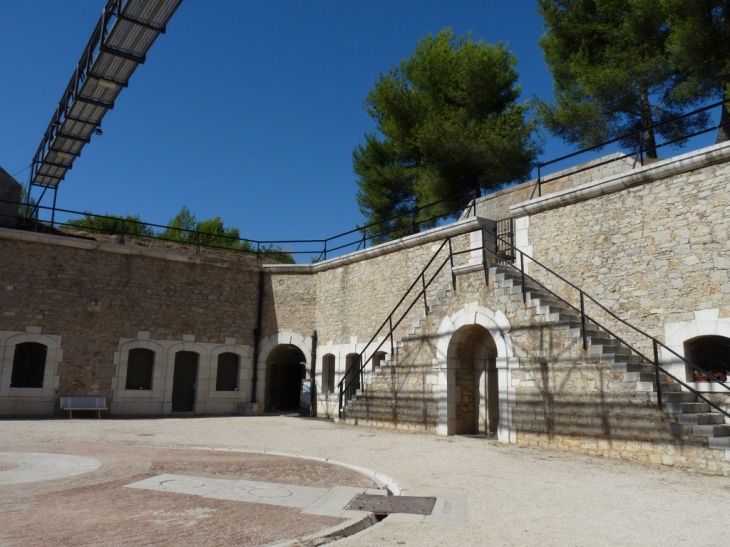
514;216;533;274
510;140;730;216
664;309;730;391
208;344;253;400
0;328;62;410
435;302;518;443
257;331;313;404
112;336;253;415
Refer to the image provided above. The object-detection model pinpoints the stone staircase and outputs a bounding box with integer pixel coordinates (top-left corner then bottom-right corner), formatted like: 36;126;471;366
342;258;730;458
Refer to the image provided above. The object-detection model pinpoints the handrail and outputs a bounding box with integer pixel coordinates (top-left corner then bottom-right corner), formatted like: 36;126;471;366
7;188;478;264
484;231;730;419
337;237;454;415
530;98;730;199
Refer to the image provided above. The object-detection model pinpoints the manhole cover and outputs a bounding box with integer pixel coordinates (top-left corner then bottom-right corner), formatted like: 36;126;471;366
346;494;436;516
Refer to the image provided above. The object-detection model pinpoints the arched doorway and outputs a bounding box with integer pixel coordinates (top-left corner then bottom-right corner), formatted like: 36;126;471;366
447;324;498;435
265;344;307;412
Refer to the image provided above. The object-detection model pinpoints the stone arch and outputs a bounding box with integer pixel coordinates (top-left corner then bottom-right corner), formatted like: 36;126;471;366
258;331;311;412
435;302;518;442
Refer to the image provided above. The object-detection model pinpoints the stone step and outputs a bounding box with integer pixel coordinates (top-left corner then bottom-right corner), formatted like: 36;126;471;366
546;311;581;322
693;424;730;437
589;344;631;356
601;353;654;372
664;401;711;414
708;437;730;449
536;304;575;316
650;392;697;403
678;412;726;425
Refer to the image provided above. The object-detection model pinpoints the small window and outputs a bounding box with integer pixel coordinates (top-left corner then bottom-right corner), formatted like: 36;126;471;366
685;336;730;382
10;342;47;388
322;354;335;394
373;351;387;370
126;348;154;390
216;352;239;391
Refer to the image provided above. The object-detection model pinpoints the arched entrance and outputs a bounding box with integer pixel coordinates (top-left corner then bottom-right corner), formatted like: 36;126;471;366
435;303;516;441
265;344;307;412
447;324;498;435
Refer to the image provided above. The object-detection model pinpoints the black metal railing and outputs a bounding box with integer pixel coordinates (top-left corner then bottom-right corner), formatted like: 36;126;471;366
338;224;730;421
4;188;480;264
337;235;489;415
530;98;730;199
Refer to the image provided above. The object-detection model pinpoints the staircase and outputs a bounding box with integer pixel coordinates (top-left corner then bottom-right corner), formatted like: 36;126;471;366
341;251;730;463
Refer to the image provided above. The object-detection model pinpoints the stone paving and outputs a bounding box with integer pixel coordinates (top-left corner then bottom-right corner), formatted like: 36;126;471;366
1;415;730;546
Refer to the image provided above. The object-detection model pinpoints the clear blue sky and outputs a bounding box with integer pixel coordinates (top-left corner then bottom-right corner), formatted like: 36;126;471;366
0;0;699;249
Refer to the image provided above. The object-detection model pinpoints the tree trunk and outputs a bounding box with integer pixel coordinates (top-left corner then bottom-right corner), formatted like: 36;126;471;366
717;101;730;143
640;88;657;159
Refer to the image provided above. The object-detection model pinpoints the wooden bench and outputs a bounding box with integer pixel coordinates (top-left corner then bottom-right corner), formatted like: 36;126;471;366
60;396;107;419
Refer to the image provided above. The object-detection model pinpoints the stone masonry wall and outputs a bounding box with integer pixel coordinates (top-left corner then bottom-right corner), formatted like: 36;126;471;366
313;232;473;347
0;235;260;404
346;267;730;474
525;154;730;357
471;153;635;221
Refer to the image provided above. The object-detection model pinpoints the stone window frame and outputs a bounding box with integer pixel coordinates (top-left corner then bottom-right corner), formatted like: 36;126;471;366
322;353;336;394
113;338;166;402
664;309;730;393
208;342;252;400
125;348;155;390
0;328;62;399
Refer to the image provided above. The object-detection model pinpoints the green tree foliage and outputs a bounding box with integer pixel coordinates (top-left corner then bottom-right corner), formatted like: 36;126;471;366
537;0;708;158
66;213;153;236
354;29;538;241
17;186;38;219
162;206;295;263
663;0;730;141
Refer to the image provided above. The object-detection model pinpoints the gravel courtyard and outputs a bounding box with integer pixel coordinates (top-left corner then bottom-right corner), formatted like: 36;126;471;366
1;415;728;547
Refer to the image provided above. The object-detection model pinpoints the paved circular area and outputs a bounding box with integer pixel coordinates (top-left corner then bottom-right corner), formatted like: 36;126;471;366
0;443;376;547
0;452;101;485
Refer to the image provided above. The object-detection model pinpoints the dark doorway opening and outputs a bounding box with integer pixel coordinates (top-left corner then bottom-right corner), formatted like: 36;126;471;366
172;351;198;412
265;344;306;412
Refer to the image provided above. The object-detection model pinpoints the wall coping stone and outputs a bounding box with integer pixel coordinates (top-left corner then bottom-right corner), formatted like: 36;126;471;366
0;216;491;274
0;227;258;270
509;140;730;217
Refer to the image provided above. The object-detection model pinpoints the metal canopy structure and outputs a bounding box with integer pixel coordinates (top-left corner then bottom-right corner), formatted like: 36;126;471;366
28;0;183;200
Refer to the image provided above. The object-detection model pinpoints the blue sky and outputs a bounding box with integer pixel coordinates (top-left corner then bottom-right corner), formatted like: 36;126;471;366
0;0;702;252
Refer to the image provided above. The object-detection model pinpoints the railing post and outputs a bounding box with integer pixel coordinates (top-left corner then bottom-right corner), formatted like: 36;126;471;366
448;237;456;290
482;245;489;286
421;273;428;314
653;339;663;408
520;252;526;303
537;164;542;198
389;316;394;357
580;292;587;351
323;240;327;261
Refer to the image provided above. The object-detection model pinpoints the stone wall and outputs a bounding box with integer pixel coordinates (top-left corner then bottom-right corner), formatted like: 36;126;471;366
0;167;21;228
519;142;730;370
470;153;635;221
0;232;260;414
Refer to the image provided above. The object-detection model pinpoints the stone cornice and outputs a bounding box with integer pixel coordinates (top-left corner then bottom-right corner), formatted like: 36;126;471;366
510;140;730;217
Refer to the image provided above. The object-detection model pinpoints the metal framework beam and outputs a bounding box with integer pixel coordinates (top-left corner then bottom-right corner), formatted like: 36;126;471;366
28;0;183;201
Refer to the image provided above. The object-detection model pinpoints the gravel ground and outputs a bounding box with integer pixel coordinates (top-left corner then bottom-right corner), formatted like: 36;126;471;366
1;415;729;547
